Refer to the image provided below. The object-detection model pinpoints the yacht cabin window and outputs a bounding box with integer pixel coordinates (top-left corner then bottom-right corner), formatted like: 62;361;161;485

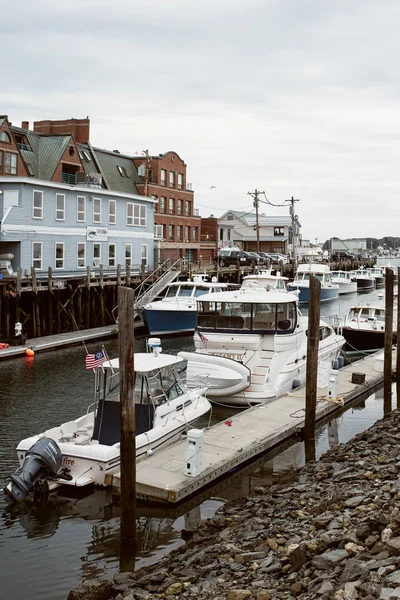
197;300;297;333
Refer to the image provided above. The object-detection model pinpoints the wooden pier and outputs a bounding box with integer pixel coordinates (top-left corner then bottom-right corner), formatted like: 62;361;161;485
110;351;392;503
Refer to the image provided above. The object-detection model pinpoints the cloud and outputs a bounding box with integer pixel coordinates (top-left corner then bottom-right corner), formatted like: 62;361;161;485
3;0;400;242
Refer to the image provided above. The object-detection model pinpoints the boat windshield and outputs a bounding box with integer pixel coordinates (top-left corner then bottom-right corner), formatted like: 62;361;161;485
165;286;179;298
197;300;297;333
296;273;324;282
193;286;212;297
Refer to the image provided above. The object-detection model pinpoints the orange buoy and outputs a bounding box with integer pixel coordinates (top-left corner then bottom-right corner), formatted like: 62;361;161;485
25;348;35;357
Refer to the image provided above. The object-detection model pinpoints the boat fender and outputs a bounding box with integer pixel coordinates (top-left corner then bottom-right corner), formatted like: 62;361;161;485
292;379;301;389
338;356;345;369
332;359;340;370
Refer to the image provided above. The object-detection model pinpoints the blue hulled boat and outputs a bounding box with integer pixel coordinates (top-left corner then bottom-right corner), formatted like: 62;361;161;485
288;263;339;303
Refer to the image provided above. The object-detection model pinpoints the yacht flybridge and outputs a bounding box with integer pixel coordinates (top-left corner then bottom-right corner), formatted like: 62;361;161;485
179;288;345;406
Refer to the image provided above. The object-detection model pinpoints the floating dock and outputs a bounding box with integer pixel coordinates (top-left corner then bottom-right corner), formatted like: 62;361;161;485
0;325;120;360
110;351;392;503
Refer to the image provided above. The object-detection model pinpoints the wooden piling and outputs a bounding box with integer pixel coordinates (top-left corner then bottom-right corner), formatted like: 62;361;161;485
47;267;53;336
55;289;61;334
397;267;400;410
304;275;321;462
99;264;105;326
85;267;91;330
32;267;40;338
16;267;22;327
126;264;131;288
118;286;136;571
384;267;394;415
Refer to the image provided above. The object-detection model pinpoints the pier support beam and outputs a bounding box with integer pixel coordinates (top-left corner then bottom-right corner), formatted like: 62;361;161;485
304;275;321;462
384;267;394;415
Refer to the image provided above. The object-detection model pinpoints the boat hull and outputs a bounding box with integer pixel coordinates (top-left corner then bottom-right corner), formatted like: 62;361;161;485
342;327;396;353
287;285;339;303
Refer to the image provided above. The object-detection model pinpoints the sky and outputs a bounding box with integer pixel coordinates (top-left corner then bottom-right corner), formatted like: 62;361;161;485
2;0;400;244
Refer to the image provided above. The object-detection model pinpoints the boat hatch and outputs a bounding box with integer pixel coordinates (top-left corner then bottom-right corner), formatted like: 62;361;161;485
197;300;297;334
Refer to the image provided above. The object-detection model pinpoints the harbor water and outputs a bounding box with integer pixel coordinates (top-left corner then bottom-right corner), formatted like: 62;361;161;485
0;286;395;600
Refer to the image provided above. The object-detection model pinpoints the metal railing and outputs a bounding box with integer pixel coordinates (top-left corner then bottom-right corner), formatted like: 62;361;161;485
62;172;77;185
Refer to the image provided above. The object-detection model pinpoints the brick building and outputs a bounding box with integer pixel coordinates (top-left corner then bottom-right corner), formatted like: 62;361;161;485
133;151;201;264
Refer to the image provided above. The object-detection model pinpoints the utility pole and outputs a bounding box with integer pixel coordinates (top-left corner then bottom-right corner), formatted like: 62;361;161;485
247;189;264;253
286;196;300;267
143;149;149;196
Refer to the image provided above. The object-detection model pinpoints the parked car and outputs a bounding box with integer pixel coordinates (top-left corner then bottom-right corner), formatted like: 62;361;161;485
215;249;255;267
268;253;289;265
245;251;262;265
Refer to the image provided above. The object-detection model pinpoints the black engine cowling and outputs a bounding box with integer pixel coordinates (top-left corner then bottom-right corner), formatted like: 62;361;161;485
4;437;62;503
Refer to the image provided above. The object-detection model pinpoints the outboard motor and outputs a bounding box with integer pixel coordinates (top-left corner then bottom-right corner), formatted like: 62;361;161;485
4;438;62;503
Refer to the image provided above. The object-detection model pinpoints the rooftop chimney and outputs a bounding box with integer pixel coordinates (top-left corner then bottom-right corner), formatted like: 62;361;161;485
21;121;29;130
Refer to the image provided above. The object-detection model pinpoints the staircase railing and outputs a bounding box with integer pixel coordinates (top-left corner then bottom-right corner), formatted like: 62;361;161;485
134;258;182;311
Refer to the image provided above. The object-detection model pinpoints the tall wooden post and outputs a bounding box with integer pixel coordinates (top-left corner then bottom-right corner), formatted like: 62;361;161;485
126;264;131;288
16;267;22;327
384;267;394;415
85;267;91;330
397;267;400;409
47;267;53;336
304;275;321;462
99;264;105;327
32;267;40;338
55;288;61;334
118;286;136;572
76;286;82;331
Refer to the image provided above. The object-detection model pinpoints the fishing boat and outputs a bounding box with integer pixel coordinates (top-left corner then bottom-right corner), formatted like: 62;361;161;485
366;267;384;289
331;271;357;295
142;275;237;336
350;268;375;292
336;302;397;355
4;340;211;502
179;288;345;406
287;263;339;303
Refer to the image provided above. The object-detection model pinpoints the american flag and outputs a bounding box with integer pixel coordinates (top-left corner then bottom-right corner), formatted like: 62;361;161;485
86;350;106;370
198;331;208;344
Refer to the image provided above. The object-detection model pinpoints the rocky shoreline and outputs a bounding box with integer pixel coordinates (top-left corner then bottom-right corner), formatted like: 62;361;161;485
69;409;400;600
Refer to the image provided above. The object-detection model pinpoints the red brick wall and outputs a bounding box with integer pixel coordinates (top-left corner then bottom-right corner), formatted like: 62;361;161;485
0;120;28;177
33;118;90;144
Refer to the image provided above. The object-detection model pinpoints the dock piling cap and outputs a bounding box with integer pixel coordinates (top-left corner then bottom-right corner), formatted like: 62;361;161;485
25;348;35;357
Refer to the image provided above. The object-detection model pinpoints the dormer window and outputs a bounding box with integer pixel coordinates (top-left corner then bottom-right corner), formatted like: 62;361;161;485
0;131;11;143
117;165;129;177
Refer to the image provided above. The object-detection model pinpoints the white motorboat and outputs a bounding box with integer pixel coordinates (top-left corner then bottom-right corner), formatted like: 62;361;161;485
287;263;339;303
240;269;289;292
142;275;237;335
179;288;345;406
366;267;384;289
335;301;397;355
331;271;357;295
350;268;375;292
4;340;211;502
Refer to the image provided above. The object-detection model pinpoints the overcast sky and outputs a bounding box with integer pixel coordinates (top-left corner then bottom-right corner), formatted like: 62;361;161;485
2;0;399;244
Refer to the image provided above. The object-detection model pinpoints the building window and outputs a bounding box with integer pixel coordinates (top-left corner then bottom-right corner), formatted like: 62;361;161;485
93;243;101;267
185;200;191;216
178;173;183;190
274;227;284;236
77;242;86;268
169;171;175;188
93;197;101;223
55;242;64;270
0;131;11;143
0;151;3;174
177;225;182;241
5;152;17;175
141;244;148;267
219;228;223;241
125;244;132;266
117;165;128;177
168;225;174;241
77;196;86;221
177;199;183;215
109;199;116;224
32;242;42;271
168;198;175;215
32;190;43;219
159;197;165;213
193;226;198;242
108;243;116;267
127;203;146;226
56;193;65;221
160;169;167;186
185;226;190;242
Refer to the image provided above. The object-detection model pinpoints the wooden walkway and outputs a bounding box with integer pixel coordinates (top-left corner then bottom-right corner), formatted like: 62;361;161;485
111;351;391;503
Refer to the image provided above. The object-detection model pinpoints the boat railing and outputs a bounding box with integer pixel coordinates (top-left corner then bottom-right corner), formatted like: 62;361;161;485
328;314;341;330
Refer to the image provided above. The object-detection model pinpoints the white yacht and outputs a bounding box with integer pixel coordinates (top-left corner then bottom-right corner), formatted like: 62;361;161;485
331;271;357;295
5;341;211;502
179;288;345;406
287;263;339;303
